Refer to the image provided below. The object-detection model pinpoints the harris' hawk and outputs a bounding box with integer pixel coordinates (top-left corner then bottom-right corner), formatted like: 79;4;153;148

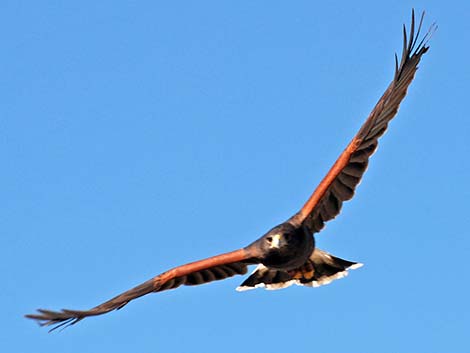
26;10;435;331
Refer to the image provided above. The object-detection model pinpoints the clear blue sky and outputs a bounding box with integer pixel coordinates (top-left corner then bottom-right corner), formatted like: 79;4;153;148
2;1;469;352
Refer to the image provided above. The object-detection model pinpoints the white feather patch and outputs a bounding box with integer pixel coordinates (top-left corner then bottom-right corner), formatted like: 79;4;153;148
236;262;363;291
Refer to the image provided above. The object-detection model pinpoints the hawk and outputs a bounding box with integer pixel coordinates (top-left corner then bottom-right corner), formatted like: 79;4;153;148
26;10;435;331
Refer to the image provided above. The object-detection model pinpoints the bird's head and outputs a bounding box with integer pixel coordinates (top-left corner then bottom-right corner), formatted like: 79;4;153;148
264;231;291;250
250;223;314;270
260;223;300;251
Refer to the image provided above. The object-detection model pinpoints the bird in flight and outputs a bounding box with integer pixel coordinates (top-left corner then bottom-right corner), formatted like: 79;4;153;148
26;10;435;331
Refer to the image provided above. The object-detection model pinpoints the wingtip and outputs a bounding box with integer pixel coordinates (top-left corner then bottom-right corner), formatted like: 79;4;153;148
25;308;82;332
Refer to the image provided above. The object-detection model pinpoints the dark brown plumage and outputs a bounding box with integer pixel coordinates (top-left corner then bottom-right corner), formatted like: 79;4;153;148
25;10;435;331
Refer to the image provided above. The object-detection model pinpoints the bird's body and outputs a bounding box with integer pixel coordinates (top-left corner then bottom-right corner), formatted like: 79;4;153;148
26;10;436;331
238;224;360;291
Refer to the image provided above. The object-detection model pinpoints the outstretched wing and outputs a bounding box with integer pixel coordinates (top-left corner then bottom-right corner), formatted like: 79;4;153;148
25;248;258;331
289;10;436;233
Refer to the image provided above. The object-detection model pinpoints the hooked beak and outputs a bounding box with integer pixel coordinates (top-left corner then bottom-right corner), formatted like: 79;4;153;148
269;234;282;249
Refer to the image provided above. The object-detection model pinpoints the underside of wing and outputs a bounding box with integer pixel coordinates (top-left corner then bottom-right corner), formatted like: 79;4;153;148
25;248;257;331
289;10;436;234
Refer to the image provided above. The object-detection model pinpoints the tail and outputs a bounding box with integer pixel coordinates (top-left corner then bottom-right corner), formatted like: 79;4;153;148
236;248;362;291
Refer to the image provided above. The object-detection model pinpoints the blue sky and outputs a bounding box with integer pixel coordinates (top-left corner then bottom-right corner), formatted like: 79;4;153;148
2;1;469;352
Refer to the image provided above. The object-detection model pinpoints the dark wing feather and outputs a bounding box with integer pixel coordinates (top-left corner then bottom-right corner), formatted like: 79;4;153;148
25;248;257;331
289;10;436;233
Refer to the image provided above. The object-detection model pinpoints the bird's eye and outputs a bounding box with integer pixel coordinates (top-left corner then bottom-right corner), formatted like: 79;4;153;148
266;236;273;243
